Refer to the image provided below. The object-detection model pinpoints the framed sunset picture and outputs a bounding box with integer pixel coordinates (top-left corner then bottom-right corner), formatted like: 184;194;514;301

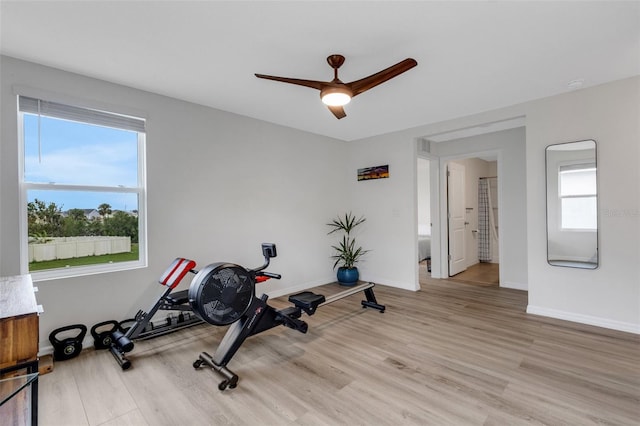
358;165;389;181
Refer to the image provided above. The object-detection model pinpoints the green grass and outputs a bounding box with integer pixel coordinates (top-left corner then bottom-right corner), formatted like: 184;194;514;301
29;244;139;271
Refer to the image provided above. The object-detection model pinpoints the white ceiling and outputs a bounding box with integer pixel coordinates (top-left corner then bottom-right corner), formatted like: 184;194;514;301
1;1;638;141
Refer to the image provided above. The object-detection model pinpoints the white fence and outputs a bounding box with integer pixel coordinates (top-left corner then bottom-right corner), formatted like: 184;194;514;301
29;236;131;262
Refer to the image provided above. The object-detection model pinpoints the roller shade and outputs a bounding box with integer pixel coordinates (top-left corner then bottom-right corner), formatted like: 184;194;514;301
19;96;145;133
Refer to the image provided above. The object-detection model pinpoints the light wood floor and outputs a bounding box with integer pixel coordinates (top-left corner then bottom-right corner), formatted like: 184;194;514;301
38;269;640;425
447;262;500;287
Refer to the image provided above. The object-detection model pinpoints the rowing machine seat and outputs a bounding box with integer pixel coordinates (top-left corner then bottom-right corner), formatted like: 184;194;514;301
165;289;189;306
288;291;325;315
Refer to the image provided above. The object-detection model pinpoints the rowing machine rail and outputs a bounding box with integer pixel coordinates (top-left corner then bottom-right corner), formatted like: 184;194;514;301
189;244;385;390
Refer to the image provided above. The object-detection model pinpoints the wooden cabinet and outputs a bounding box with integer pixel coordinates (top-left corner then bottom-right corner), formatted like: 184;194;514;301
1;274;40;425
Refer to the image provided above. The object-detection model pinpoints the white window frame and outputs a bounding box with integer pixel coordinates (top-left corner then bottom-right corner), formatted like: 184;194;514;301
558;162;597;232
18;94;147;281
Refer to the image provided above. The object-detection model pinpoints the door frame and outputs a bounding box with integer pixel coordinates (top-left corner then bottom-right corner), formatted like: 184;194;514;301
436;149;504;285
416;152;440;282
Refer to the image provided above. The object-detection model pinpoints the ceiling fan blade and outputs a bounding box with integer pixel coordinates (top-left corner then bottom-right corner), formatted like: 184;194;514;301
328;105;346;119
348;58;418;97
254;74;325;91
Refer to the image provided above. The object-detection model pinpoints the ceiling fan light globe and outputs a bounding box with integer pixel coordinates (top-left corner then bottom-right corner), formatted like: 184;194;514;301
321;89;352;106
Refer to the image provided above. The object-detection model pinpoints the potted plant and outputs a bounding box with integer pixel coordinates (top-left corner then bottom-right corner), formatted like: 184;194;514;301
327;212;369;286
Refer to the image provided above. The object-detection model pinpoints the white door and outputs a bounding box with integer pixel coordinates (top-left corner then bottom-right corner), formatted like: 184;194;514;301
447;162;467;276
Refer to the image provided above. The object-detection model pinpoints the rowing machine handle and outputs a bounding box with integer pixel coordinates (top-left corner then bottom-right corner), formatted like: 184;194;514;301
258;271;281;280
262;243;277;259
251;243;278;274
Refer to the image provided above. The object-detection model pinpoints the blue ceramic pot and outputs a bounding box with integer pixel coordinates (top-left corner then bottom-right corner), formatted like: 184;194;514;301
337;267;359;286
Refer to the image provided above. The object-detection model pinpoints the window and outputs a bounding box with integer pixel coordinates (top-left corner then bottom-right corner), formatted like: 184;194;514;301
18;96;146;279
559;163;597;230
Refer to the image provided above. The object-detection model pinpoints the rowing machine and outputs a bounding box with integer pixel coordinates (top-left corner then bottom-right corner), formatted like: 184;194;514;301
109;257;203;369
189;243;385;390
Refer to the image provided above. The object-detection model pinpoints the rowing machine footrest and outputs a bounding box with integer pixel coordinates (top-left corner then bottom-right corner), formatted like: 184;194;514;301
165;289;189;305
275;307;309;333
288;291;325;315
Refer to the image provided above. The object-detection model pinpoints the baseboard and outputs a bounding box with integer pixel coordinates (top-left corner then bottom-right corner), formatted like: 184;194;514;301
39;337;98;357
38;343;54;356
265;278;333;299
265;276;418;298
366;276;418;291
501;281;528;291
38;313;202;358
526;305;640;334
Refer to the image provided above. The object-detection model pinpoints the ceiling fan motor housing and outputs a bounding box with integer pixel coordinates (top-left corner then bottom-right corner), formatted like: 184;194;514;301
320;85;353;106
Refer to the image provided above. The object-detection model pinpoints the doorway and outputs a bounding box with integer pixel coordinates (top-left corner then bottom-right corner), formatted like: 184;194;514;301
417;119;526;290
417;157;433;274
445;156;500;285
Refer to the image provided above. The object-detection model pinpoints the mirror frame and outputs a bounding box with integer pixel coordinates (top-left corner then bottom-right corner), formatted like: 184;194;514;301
545;139;598;269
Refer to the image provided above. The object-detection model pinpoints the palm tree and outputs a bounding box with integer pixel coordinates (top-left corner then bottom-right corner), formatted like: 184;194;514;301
98;203;112;219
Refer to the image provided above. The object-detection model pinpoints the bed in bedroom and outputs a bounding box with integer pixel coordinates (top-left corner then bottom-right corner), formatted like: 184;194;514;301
418;234;431;261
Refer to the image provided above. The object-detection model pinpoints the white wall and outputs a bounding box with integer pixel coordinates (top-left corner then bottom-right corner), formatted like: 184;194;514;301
345;135;419;290
2;56;637;345
0;56;348;350
525;77;640;333
345;127;525;292
346;76;639;333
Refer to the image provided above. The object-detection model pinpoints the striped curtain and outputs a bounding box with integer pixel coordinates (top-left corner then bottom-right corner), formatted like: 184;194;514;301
478;179;491;262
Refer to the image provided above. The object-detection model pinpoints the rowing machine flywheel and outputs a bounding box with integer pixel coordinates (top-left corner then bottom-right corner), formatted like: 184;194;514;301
188;262;255;326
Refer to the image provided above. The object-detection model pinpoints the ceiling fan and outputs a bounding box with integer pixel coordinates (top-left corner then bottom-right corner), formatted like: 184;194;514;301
255;55;418;119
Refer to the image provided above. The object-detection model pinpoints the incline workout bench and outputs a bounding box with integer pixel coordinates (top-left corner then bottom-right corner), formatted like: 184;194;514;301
188;243;385;390
109;257;203;369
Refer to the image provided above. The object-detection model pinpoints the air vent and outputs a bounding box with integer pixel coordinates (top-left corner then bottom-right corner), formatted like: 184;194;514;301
419;139;431;154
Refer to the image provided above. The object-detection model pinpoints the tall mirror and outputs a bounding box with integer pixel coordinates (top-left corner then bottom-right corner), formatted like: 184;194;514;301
546;140;598;269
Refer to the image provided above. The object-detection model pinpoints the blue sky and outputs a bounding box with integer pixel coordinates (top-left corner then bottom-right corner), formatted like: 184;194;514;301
24;114;139;211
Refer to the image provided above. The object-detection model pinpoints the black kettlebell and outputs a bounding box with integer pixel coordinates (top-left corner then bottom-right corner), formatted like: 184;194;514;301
90;320;120;350
118;318;137;333
49;324;87;361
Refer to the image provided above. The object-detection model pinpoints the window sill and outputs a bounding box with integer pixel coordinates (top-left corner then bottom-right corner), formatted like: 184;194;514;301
29;260;147;282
